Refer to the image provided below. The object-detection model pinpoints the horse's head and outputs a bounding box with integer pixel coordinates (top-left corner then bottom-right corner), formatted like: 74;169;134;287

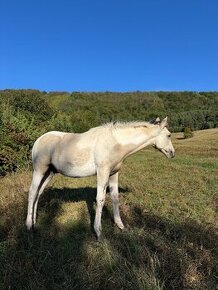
152;117;175;159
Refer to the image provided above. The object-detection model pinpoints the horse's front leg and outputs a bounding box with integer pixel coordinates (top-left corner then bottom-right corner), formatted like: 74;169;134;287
94;168;109;241
109;172;124;230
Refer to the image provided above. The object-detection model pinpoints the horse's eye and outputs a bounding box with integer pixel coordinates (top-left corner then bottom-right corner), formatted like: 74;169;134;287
168;134;171;138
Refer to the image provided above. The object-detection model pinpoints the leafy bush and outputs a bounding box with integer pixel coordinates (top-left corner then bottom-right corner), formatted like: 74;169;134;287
183;127;194;139
0;89;54;124
0;103;44;175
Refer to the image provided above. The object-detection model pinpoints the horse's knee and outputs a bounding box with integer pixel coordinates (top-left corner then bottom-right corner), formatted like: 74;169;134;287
96;197;105;207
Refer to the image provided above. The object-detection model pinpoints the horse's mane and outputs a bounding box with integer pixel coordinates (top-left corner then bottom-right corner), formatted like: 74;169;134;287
101;121;152;129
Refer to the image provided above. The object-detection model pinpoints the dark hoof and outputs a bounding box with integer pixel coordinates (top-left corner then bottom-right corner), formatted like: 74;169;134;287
26;225;37;234
97;234;104;243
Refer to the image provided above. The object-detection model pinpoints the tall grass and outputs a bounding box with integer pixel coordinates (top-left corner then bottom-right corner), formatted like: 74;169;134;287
0;129;217;289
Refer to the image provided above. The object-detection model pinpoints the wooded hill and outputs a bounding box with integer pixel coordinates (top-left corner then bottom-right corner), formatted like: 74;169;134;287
0;89;217;175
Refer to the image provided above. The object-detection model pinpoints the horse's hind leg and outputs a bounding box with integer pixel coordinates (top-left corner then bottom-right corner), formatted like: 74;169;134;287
33;170;54;225
26;170;44;230
26;168;53;230
109;172;124;230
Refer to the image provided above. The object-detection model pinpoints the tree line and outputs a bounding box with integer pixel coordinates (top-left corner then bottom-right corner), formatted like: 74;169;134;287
0;89;217;175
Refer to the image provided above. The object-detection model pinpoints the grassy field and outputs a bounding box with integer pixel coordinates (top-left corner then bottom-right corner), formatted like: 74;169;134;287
0;128;217;290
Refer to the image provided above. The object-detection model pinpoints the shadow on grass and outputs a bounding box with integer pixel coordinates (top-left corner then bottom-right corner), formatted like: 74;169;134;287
113;206;218;289
0;187;217;290
0;186;128;289
38;186;130;234
39;186;98;236
0;187;95;289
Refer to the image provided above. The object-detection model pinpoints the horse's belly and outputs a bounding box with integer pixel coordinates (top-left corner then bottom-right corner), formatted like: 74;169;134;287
58;162;97;178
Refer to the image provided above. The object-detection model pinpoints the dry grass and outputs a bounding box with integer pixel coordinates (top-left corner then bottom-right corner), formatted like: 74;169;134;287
0;129;217;289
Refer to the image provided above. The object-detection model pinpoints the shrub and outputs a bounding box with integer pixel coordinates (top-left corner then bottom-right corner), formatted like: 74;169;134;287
183;127;193;139
0;104;44;175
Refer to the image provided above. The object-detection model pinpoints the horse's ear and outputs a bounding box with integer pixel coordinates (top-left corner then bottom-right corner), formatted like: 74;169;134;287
160;117;168;129
150;117;160;125
155;117;160;124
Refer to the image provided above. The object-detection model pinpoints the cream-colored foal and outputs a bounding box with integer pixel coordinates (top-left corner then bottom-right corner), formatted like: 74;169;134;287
26;117;175;240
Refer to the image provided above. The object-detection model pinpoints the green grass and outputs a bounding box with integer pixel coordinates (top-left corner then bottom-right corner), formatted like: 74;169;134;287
0;129;217;289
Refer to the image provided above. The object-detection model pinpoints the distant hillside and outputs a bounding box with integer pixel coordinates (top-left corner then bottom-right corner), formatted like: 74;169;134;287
0;89;218;175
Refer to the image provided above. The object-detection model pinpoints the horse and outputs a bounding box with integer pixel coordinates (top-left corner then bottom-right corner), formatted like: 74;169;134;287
26;117;175;240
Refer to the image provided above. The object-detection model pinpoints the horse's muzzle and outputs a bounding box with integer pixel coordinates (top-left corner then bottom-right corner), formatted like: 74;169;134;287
161;148;175;159
168;150;175;158
153;145;175;158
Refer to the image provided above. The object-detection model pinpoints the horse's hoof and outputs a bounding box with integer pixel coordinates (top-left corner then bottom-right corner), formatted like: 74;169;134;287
26;226;33;232
97;234;104;243
26;223;36;233
115;219;125;230
121;227;129;233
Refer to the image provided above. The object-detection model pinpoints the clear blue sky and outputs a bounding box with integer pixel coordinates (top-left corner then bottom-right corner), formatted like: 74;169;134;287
1;0;218;92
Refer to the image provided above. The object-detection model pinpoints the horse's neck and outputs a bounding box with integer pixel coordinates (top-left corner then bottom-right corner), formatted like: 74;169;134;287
113;126;158;155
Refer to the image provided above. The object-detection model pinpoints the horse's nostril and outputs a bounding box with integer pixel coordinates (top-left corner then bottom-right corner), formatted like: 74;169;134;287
168;150;175;158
